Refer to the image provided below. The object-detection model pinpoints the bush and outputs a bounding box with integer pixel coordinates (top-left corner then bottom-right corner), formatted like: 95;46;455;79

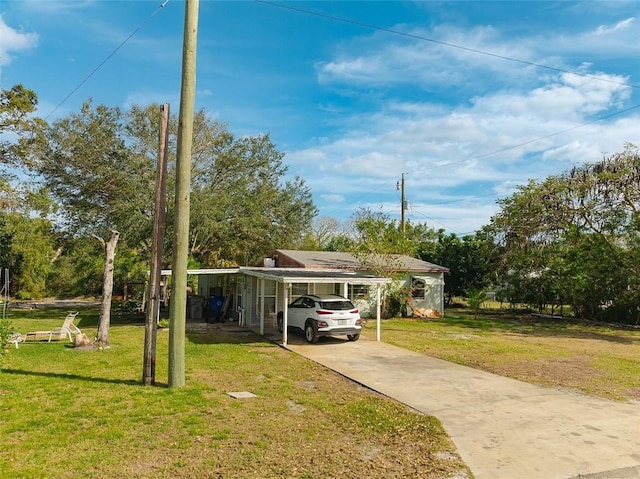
0;319;14;365
466;289;488;318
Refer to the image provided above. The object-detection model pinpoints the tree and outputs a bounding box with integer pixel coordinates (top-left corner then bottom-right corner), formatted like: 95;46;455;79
1;85;48;200
0;84;38;133
126;105;318;266
298;216;341;251
487;144;640;322
350;208;418;278
420;231;496;305
186;129;317;265
46;235;104;298
14;99;318;342
349;209;439;317
23;101;156;346
0;212;56;298
0;182;57;299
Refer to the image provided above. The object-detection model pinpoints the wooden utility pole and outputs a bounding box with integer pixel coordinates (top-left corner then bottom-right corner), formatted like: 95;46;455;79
400;173;407;233
169;0;199;388
143;103;170;386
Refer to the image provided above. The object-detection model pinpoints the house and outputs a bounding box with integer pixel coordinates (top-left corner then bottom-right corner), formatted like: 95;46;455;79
270;250;449;318
160;249;448;344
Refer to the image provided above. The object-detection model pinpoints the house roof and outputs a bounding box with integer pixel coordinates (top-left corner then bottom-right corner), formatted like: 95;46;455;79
272;249;449;273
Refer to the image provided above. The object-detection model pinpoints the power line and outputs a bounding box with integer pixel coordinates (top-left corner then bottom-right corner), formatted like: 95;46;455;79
255;0;640;91
45;0;171;120
257;0;640;227
424;103;640;173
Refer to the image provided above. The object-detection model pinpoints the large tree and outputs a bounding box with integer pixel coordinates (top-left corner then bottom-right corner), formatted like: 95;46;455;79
419;231;496;305
24;101;156;345
349;208;423;277
1;85;44;168
487;144;640;322
18;101;316;344
188;132;316;265
128;104;317;266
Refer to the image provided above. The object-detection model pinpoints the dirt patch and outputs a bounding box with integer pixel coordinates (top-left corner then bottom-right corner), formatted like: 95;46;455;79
371;313;640;401
491;355;601;389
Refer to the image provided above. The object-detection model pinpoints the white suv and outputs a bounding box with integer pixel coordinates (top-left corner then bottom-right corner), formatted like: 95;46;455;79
277;294;362;343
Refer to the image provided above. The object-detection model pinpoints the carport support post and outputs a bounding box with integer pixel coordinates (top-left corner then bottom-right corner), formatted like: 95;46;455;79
283;285;289;345
259;278;265;335
376;284;381;341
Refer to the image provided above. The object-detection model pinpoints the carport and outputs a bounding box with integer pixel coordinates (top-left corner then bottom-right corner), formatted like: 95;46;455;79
159;267;391;344
241;268;391;345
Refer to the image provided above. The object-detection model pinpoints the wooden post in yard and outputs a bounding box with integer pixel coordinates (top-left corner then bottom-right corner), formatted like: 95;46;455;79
143;103;170;386
169;0;199;388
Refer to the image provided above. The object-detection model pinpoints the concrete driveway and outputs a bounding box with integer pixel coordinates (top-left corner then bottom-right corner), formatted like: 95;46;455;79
284;335;640;479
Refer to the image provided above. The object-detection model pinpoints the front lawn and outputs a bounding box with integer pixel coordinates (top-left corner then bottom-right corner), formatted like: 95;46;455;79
1;306;470;479
364;308;640;401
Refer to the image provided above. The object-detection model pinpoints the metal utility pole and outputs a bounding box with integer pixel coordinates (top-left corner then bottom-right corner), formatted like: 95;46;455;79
143;103;170;387
169;0;199;388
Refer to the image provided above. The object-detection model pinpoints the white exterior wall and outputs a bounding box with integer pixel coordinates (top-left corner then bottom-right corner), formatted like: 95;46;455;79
404;273;445;316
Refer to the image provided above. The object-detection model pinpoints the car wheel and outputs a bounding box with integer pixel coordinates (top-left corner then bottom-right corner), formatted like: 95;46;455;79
305;321;319;344
276;312;283;333
347;334;360;341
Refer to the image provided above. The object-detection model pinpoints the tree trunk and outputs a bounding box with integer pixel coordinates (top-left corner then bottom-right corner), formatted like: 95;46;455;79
94;230;119;347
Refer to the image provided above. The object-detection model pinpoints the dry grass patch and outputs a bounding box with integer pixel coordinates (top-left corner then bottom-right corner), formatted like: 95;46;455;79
363;309;640;401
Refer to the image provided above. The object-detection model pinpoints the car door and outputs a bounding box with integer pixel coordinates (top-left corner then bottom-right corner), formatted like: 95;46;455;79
301;297;316;324
287;297;306;329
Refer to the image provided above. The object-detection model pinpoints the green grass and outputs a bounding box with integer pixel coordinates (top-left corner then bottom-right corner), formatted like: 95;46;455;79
363;308;640;401
1;306;470;479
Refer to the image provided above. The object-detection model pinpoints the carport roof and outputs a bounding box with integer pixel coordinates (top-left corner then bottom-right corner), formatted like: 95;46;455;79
241;267;391;284
160;267;391;284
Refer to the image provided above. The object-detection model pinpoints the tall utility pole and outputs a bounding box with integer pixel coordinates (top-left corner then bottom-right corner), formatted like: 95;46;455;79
400;173;407;233
169;0;199;389
143;103;170;387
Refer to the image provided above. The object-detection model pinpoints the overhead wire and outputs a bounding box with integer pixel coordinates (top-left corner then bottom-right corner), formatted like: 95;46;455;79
254;0;640;91
44;0;171;120
254;1;640;230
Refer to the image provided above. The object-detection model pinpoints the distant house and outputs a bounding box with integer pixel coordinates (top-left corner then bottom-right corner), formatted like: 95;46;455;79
161;249;448;344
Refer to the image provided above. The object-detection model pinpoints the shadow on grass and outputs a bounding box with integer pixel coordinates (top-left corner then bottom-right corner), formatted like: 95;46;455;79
0;368;164;387
186;328;271;346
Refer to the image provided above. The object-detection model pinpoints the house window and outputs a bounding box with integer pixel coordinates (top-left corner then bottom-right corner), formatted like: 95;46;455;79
348;284;368;300
411;277;427;299
261;280;277;320
291;283;308;297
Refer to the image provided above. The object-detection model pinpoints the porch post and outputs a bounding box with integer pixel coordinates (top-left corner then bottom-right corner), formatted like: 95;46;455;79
283;283;289;345
260;278;265;335
376;284;381;341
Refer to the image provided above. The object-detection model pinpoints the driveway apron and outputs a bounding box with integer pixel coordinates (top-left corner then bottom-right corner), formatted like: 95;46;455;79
285;336;640;479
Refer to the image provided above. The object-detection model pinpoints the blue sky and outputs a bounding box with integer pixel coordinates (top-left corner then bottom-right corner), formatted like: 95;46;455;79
2;1;639;235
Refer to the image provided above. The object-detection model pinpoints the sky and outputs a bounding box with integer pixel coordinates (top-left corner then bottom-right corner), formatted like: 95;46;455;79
1;0;639;235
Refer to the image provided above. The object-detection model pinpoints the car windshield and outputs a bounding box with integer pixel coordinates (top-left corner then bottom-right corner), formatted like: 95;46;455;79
319;300;355;311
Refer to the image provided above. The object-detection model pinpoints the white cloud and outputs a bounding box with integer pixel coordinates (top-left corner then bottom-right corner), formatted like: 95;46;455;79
18;0;97;14
298;41;639;231
595;17;635;35
320;194;346;204
0;16;38;66
124;91;180;110
316;23;542;91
